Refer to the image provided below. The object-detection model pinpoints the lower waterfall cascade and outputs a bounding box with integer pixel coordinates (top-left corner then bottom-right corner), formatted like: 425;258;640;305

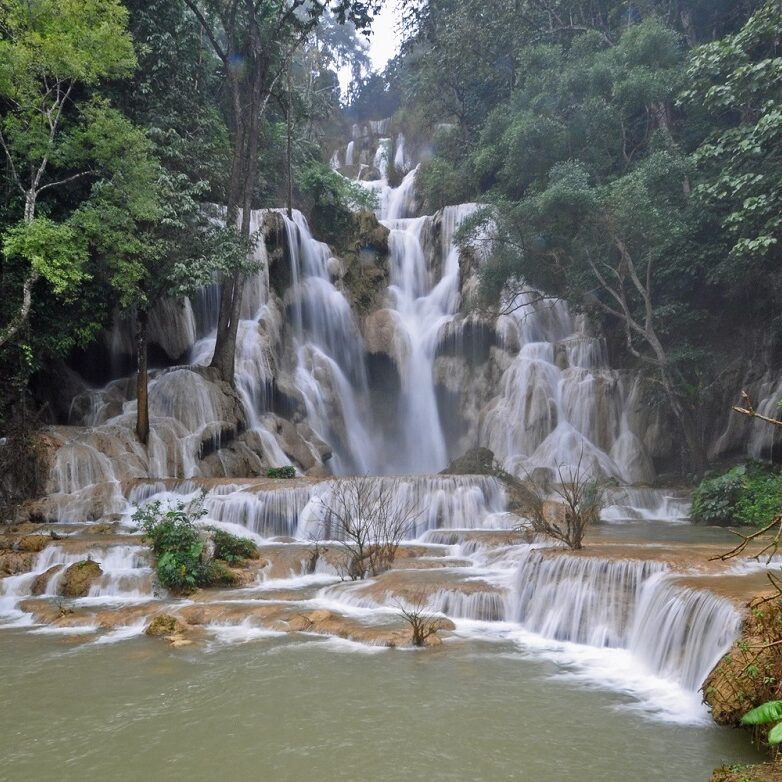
0;471;755;726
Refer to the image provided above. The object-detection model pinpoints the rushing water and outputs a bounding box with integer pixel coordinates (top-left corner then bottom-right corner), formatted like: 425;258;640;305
1;121;769;780
0;629;760;782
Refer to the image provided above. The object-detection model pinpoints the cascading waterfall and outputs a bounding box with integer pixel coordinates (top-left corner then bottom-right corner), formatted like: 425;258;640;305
280;210;378;473
507;549;740;691
202;474;508;539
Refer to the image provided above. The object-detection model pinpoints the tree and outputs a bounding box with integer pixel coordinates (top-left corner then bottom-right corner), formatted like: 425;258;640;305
461;20;717;473
680;1;782;316
316;477;422;579
713;391;782;564
181;0;376;385
0;0;137;348
396;592;450;647
98;175;247;445
519;453;605;550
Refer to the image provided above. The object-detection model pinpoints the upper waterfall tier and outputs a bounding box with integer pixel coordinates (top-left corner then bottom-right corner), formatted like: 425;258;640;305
51;123;688;490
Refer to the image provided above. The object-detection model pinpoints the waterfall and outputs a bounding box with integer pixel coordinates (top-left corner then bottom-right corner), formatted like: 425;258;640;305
280;210;378;473
202;474;508;540
507;549;740;691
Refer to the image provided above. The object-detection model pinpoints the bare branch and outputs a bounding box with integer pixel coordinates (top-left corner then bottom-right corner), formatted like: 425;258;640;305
35;169;92;194
0;127;24;194
182;0;229;64
733;390;782;428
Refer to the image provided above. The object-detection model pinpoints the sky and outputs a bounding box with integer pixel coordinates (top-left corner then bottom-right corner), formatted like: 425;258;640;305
367;2;402;70
338;1;402;96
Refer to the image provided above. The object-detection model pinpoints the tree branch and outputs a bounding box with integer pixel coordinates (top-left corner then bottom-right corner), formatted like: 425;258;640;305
0;270;41;350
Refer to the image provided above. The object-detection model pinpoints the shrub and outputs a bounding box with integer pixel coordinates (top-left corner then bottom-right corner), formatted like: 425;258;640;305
691;466;748;525
692;464;782;526
297;161;377;248
208;527;259;564
135;494;256;593
267;466;296;479
135;496;209;594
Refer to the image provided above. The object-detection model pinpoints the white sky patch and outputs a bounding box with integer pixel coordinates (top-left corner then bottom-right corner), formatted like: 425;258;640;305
338;1;403;98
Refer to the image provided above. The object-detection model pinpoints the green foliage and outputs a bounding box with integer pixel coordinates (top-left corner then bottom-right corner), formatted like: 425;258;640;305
135;495;209;593
692;464;782;526
134;494;257;591
297;161;377;247
2;218;88;296
681;1;782;299
741;700;782;745
207;527;258;564
267;466;296;479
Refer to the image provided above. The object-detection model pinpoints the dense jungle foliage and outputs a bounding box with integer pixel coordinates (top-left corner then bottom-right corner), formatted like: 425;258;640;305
1;0;780;481
348;0;782;474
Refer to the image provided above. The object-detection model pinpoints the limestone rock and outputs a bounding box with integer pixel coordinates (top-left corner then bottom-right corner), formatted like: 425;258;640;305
704;597;782;729
0;551;36;576
145;614;187;638
17;534;49;553
441;447;496;476
31;565;60;596
59;559;102;598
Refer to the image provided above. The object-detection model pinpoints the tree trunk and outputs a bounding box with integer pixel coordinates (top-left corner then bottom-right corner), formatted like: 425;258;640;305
135;308;150;446
287;62;293;219
209;75;263;385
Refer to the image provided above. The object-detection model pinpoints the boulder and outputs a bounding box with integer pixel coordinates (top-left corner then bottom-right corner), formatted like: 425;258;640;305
17;534;49;553
145;614;187;638
31;565;60;596
0;551;36;576
59;559;102;598
441;447;496;476
273;417;317;471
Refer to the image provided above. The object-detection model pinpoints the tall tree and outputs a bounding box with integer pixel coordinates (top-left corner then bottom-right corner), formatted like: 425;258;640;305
181;0;376;384
0;0;137;348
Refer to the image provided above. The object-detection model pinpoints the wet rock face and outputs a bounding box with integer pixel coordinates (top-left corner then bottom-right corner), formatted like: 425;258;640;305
59;559;102;598
441;447;496;476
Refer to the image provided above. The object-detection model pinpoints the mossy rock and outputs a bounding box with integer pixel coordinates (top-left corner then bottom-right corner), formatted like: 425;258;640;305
205;560;240;587
442;447;496;475
711;763;782;782
441;447;540;516
339;211;390;314
350;210;389;254
145;614;186;637
17;534;49;553
59;559;102;598
704;598;782;736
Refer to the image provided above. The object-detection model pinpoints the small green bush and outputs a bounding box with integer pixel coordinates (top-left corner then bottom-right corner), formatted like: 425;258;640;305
691;464;782;527
134;495;210;594
208;527;259;564
135;494;256;593
267;466;296;479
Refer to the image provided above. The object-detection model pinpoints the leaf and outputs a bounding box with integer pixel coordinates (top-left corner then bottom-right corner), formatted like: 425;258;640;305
769;722;782;745
740;701;782;725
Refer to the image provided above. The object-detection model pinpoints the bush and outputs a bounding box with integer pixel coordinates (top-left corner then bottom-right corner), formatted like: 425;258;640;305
135;496;210;594
267;466;296;479
692;464;782;526
208;527;259;564
135;494;257;593
297;161;377;248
